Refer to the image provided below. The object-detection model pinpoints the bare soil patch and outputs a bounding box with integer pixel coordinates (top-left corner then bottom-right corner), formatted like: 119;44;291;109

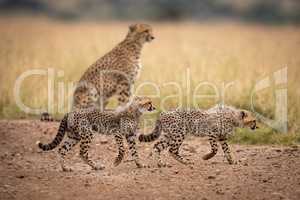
0;120;299;200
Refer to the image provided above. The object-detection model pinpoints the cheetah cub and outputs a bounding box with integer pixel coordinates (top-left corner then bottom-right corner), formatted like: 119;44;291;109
139;105;258;167
38;96;155;171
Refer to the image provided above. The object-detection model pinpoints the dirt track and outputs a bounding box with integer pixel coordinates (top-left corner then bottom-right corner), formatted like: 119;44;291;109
0;120;299;200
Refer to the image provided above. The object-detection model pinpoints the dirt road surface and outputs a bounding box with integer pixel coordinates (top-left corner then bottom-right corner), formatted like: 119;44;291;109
0;120;299;200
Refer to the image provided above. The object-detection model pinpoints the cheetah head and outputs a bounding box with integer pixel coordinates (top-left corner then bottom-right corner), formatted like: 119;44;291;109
238;110;258;130
132;96;156;113
127;24;155;43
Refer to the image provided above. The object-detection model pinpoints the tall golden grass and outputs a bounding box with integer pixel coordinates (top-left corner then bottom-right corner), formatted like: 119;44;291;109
0;17;299;137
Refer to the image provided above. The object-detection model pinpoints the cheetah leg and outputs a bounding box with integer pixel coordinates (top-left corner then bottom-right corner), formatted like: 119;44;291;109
153;138;169;167
58;137;79;172
220;140;235;164
73;85;98;110
79;129;105;170
169;134;193;165
125;135;145;168
113;134;125;167
202;137;218;160
117;80;132;107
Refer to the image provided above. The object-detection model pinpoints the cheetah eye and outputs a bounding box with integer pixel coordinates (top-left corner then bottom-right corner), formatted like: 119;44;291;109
143;30;149;34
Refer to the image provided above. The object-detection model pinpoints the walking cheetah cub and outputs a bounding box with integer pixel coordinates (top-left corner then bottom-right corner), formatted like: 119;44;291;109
139;105;258;167
38;96;155;171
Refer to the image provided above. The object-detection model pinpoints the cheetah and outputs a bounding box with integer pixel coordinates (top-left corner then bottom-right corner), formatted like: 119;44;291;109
73;23;154;110
41;24;154;121
37;96;155;171
139;105;258;167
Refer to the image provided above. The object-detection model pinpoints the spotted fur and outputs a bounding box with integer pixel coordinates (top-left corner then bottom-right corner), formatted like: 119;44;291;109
41;24;154;121
38;96;155;171
139;105;257;167
73;23;155;110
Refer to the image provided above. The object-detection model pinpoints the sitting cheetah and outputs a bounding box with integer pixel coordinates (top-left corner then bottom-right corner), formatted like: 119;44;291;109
41;24;155;121
139;105;258;167
38;96;155;171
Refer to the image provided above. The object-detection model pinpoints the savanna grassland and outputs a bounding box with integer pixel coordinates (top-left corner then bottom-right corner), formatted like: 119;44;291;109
0;17;299;144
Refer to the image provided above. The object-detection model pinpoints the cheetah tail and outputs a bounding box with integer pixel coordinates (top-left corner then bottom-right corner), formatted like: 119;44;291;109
37;114;68;151
139;119;162;142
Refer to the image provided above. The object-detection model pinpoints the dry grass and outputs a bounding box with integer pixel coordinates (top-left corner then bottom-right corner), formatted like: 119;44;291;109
0;17;299;139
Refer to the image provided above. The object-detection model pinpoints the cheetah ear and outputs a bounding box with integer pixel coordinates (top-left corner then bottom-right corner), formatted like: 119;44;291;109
240;111;246;119
129;24;137;32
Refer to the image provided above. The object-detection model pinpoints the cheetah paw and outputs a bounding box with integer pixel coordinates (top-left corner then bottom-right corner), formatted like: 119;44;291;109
183;160;194;165
62;167;73;172
157;162;171;168
93;164;105;170
228;160;237;165
136;163;148;168
202;153;216;160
